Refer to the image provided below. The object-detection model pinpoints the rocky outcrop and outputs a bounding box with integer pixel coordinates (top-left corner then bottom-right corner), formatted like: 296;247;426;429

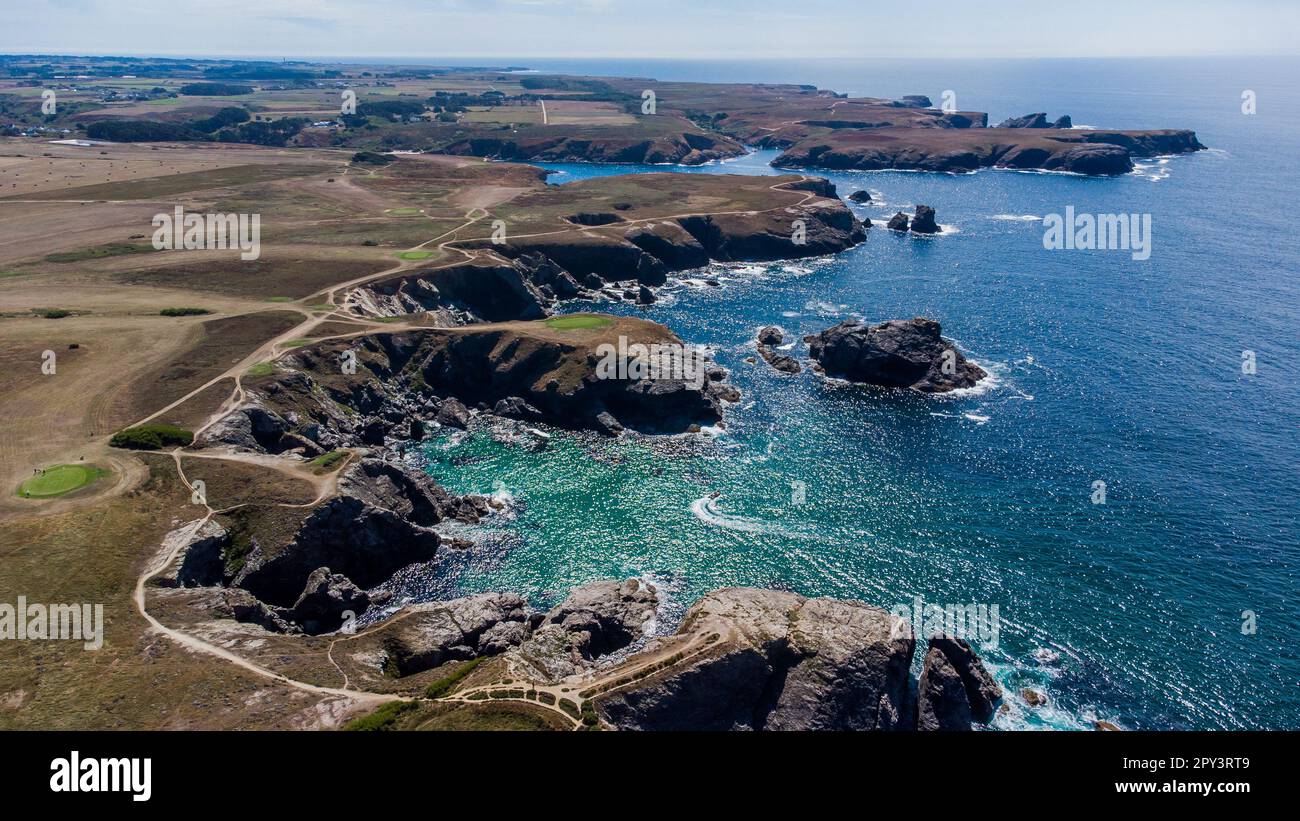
805;317;986;392
675;200;866;262
848;189;873;203
170;459;490;632
594;588;914;731
995;113;1072;129
285;568;371;635
511;579;659;681
887;212;909;232
369;593;534;677
338;458;490;525
755;326;800;374
917;636;1002;730
910;204;940;234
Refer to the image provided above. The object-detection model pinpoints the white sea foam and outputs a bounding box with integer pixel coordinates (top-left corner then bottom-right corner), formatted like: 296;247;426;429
689;494;814;540
990;213;1042;222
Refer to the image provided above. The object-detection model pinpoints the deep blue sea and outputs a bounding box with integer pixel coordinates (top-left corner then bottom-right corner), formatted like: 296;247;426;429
392;58;1299;730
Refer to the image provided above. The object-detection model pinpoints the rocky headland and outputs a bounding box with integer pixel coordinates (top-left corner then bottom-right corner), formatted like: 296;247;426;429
771;127;1204;176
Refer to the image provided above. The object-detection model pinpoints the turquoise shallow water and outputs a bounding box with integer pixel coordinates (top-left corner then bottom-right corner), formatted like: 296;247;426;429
393;58;1297;730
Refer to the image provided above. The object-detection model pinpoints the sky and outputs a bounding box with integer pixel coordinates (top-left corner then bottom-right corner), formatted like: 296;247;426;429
6;0;1299;60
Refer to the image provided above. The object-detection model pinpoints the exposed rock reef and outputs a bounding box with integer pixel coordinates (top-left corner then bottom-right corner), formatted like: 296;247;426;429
755;326;800;373
805;317;986;393
594;588;915;731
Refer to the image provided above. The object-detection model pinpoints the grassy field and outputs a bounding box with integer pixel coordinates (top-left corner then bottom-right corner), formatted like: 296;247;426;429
16;464;104;498
545;314;616;330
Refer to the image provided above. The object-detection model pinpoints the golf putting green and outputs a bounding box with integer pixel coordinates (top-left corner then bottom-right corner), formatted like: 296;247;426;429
18;464;104;498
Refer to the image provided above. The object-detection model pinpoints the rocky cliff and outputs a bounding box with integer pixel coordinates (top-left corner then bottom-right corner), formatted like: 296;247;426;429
166;458;492;632
594;588;916;731
772;127;1204;176
439;126;744;166
200;316;737;453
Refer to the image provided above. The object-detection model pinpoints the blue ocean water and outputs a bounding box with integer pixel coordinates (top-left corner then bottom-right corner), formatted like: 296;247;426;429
405;58;1299;730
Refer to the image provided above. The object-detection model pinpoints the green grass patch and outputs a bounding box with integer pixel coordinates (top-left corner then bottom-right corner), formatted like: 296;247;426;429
35;308;73;319
544;314;614;331
159;307;212;317
309;450;349;474
282;338;312;348
264;296;295;303
423;657;484;700
108;424;194;451
17;464;104;498
245;362;275;378
342;700;418;732
386;207;422;216
395;250;434;260
44;243;157;263
308;303;335;312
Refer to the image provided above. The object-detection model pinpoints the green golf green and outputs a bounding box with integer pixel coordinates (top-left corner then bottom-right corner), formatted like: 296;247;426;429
18;464;104;498
544;314;614;330
396;250;434;260
386;207;422;216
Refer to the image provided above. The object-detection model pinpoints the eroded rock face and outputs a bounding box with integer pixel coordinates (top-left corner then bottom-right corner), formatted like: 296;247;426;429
231;496;443;608
805;317;986;393
170;459;489;633
511;579;659;682
917;636;1002;730
370;593;533;677
595;588;914;731
887;212;910;232
287;568;371;635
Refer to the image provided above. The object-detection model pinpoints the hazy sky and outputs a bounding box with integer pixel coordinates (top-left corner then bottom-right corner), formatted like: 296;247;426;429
8;0;1299;60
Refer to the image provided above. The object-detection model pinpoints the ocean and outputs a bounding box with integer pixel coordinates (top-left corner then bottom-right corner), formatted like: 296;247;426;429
382;57;1298;730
